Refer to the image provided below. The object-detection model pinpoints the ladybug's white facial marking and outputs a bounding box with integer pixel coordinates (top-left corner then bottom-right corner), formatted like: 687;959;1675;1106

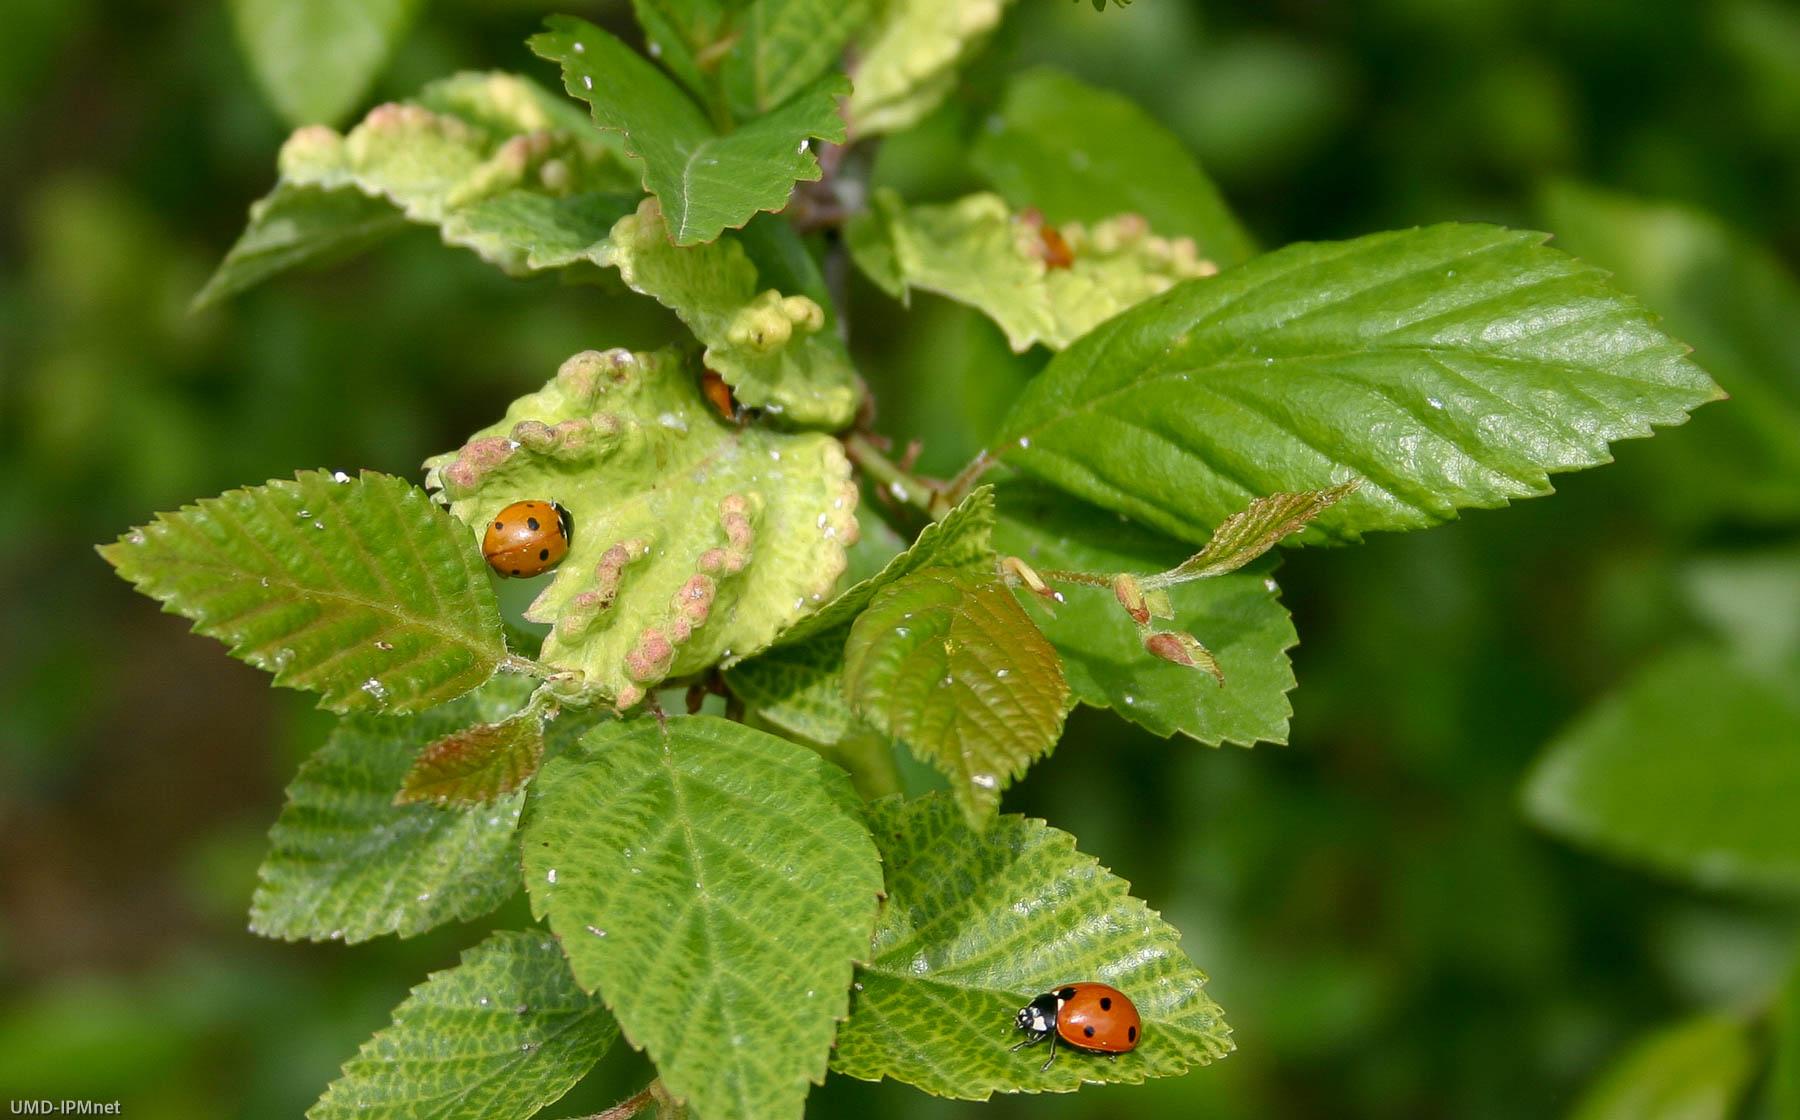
1020;1005;1055;1033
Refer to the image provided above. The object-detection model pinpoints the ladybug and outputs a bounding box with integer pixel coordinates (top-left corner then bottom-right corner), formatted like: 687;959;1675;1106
700;368;741;423
1011;982;1141;1070
482;500;572;578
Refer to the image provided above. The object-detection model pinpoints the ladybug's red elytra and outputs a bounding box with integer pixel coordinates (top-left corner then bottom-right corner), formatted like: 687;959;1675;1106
482;500;571;578
1011;982;1141;1070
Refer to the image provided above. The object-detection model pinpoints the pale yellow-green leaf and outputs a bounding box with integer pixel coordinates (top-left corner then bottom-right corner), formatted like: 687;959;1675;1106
198;72;640;305
598;198;859;429
849;0;1016;136
848;191;1217;352
425;348;859;707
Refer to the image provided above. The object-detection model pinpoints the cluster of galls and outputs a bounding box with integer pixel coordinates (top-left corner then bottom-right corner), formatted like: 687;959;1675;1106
278;73;617;227
429;346;857;710
1016;208;1220;285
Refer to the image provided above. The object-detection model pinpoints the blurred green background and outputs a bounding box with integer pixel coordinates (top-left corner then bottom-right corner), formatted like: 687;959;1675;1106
3;1;1798;1116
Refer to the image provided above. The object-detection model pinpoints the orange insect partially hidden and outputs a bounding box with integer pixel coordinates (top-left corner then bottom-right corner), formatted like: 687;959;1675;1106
1021;207;1075;269
482;500;571;578
700;368;740;423
1037;224;1075;269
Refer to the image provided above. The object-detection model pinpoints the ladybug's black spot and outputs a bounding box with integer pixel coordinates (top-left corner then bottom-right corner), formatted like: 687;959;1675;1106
1083;1026;1095;1038
494;521;505;529
510;568;521;576
1099;997;1112;1010
1128;1026;1137;1041
539;548;550;561
527;517;541;531
1059;987;1076;1000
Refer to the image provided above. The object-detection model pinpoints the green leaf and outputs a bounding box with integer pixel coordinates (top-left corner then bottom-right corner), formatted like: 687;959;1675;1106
774;484;995;645
310;930;618;1120
251;677;534;943
724;487;996;744
531;17;846;246
993;483;1298;745
101;469;506;715
1540;181;1800;523
230;0;422;127
848;0;1016;136
396;707;547;807
1776;956;1800;1120
994;223;1725;545
1524;645;1800;894
848;191;1218;353
523;717;882;1120
972;67;1253;267
628;0;733;106
831;793;1232;1097
724;632;858;744
638;0;875;121
598;198;859;428
844;568;1068;823
424;348;860;707
197;72;641;306
1568;1015;1755;1120
721;0;875;118
191;186;408;309
1682;547;1800;675
1142;482;1356;587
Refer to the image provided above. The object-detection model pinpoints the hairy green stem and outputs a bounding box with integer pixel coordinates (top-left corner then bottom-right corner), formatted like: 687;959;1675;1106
938;448;996;510
1033;568;1114;589
502;654;553;678
572;1078;681;1120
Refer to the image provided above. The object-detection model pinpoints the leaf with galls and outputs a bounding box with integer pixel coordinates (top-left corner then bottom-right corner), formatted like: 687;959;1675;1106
847;190;1218;352
597;198;860;429
425;348;859;707
197;71;641;306
849;0;1016;136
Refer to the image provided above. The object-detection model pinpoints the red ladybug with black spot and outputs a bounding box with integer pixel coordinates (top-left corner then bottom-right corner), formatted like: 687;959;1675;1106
482;500;571;578
1011;982;1141;1070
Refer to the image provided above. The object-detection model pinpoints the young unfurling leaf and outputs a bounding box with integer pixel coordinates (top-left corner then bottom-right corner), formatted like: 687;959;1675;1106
1142;482;1358;588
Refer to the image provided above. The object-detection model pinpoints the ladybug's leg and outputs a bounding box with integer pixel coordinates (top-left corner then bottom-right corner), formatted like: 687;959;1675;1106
1106;1053;1118;1062
1010;1031;1047;1052
1039;1032;1059;1072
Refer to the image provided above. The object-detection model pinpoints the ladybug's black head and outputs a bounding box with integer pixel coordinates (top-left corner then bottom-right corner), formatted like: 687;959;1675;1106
1015;993;1058;1034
